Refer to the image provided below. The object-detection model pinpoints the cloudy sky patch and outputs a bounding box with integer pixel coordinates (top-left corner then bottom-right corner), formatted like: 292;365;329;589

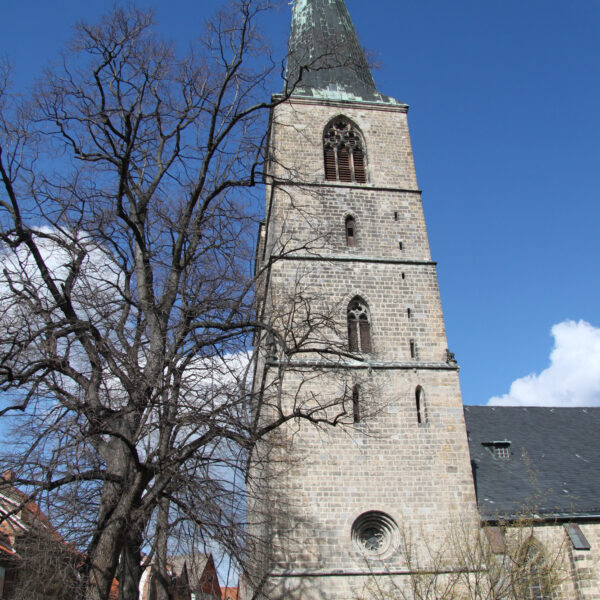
488;320;600;407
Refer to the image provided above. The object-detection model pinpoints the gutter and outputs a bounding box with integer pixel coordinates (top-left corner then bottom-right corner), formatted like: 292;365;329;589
481;512;600;525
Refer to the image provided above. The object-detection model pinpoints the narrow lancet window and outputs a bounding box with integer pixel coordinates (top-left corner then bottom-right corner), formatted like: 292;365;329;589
347;298;372;353
415;386;426;424
352;385;361;423
410;339;417;359
345;216;356;247
324;118;367;183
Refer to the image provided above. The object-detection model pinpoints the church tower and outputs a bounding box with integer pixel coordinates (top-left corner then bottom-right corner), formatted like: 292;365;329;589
249;1;478;598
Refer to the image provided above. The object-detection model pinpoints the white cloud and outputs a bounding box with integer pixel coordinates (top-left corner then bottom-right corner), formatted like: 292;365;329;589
0;226;122;323
488;320;600;407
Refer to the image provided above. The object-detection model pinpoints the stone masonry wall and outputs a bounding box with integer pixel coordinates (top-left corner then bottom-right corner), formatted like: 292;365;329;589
250;96;479;600
268;99;418;190
263;367;476;565
501;523;600;600
567;522;600;600
267;260;449;362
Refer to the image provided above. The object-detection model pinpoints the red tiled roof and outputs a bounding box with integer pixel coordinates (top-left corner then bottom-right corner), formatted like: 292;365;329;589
0;541;17;557
0;474;62;542
221;586;239;600
0;474;83;565
109;578;119;600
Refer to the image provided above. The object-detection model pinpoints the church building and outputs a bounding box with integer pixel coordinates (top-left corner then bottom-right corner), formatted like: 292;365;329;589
248;1;600;599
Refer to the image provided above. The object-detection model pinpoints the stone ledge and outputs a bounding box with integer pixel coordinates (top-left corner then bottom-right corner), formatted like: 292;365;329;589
273;254;437;266
266;359;458;371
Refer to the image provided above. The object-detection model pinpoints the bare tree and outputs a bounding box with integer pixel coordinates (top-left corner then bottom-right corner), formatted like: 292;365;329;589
0;2;360;599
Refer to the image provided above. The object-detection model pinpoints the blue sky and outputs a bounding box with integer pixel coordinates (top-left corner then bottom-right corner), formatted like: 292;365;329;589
2;0;599;406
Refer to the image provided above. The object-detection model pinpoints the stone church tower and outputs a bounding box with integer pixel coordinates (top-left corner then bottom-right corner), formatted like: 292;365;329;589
249;1;478;598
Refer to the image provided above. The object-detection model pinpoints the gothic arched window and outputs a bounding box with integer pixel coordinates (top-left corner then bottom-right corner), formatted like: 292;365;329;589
345;215;356;247
347;298;372;353
415;386;426;424
516;541;554;600
324;118;367;183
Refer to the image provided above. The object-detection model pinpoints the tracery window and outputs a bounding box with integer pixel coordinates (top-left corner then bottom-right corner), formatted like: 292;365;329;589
351;511;399;558
324;118;367;183
347;298;372;353
516;541;554;600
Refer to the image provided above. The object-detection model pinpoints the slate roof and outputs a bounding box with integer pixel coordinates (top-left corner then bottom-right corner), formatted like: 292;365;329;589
285;0;401;104
464;406;600;520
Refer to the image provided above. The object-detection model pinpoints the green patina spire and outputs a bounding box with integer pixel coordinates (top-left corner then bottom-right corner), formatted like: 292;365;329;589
285;0;399;103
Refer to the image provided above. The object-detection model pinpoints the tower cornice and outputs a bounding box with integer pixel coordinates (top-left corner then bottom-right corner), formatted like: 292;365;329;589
271;255;436;267
265;358;460;372
269;179;421;195
273;93;408;112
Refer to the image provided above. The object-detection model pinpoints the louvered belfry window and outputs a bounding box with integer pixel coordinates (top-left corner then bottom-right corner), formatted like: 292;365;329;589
324;118;367;183
347;298;372;353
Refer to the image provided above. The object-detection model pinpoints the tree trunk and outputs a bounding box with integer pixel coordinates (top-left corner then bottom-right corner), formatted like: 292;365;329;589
155;497;171;600
85;444;148;600
118;520;144;600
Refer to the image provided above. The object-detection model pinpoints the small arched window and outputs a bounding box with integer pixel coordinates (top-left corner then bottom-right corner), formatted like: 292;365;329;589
347;298;372;353
415;386;426;424
345;216;356;247
517;541;554;600
324;118;367;183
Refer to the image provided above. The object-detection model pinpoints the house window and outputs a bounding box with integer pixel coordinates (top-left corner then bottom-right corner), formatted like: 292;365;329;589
347;298;372;353
324;118;367;183
352;385;361;423
415;386;426;424
345;216;356;247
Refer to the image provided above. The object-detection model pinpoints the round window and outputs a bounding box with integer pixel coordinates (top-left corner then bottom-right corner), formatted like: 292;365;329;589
351;511;399;558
